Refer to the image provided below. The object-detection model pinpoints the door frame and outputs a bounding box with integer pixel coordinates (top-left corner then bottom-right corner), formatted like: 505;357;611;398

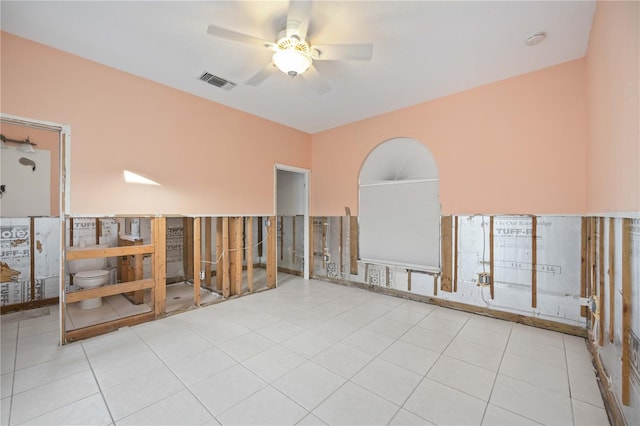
274;164;310;280
1;113;71;345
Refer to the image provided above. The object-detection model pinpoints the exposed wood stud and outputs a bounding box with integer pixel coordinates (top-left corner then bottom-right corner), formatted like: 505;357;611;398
609;218;615;344
322;217;327;270
407;270;412;292
433;274;438;296
532;216;537;309
246;217;254;292
229;217;243;296
621;218;631;406
489;216;495;300
193;217;201;306
454;216;459;293
29;217;35;303
292;216;297;263
441;216;453;292
266;216;277;288
280;216;284;261
204;217;212;287
183;218;194;281
350;215;358;275
222;217;230;298
153;217;167;318
590;217;598;331
580;217;588;317
598;217;605;346
66;244;154;260
257;217;263;259
339;216;344;275
216;217;223;291
95;218;101;244
69;217;74;247
309;217;315;277
66;279;155;303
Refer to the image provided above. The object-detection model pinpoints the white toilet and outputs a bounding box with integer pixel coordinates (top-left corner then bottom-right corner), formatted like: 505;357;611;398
67;243;110;309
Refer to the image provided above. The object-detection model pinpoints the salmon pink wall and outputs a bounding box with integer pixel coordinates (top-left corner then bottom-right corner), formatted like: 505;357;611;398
586;1;640;214
1;32;310;216
311;60;588;216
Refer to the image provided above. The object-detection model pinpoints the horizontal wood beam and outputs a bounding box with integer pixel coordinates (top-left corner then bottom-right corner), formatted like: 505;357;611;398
66;312;154;343
66;279;154;303
66;245;154;260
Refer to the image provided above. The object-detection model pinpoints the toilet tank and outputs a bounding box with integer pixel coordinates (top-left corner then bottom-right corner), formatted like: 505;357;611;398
66;244;108;274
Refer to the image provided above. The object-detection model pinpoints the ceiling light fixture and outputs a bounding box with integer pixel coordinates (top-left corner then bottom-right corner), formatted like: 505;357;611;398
525;32;547;46
273;48;312;77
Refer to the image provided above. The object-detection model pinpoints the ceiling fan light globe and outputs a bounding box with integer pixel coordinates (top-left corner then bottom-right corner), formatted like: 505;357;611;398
273;48;312;77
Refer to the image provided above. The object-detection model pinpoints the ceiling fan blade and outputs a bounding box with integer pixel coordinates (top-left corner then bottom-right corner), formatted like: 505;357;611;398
286;0;311;40
207;25;274;49
245;63;278;86
312;44;373;61
301;65;331;95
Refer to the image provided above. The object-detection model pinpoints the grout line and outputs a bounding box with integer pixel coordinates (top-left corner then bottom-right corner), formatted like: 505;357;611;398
479;322;513;425
80;343;116;425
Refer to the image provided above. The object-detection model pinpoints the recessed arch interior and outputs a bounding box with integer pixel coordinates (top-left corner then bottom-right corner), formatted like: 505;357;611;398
358;137;440;271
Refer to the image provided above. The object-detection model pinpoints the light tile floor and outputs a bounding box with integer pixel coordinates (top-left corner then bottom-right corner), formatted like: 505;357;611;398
0;278;610;425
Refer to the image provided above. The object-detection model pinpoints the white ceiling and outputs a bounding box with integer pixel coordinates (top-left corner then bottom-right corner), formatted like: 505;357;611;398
1;1;596;134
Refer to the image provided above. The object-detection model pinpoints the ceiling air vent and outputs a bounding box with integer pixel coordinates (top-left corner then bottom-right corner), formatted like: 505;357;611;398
199;72;236;91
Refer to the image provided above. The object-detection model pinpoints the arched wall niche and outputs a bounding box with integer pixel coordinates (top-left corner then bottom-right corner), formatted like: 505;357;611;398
358;137;441;271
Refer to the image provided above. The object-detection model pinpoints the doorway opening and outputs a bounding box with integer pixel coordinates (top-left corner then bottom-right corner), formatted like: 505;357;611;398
275;164;310;282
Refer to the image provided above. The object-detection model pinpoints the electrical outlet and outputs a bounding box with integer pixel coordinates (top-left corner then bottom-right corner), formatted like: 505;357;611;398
199;270;205;280
323;254;330;262
477;272;491;286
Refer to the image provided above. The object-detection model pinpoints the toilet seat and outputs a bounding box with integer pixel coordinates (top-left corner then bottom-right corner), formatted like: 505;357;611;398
75;270;109;280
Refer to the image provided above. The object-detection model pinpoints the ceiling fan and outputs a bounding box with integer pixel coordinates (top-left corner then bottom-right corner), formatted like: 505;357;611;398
206;0;373;95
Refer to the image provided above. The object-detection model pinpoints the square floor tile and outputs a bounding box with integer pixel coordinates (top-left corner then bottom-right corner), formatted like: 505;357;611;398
144;331;214;363
189;364;266;415
217;331;275;362
383;307;428;326
429;307;471;324
2;397;11;426
457;324;510;351
243;345;306;383
341;329;395;356
312;342;374;379
273;361;346;410
379;340;440;375
92;349;166;390
571;398;609;425
365;317;412;339
118;389;213;425
102;366;184;421
499;352;569;397
404;378;486;426
281;330;336;358
18;393;112;426
352;358;422;405
311;318;360;341
400;327;453;354
444;337;504;371
218;386;308;425
10;370;99;425
166;346;237;386
13;352;90;394
427;355;496;401
490;374;573;425
256;320;306;343
506;335;566;369
416;315;465;336
313;382;399;426
568;368;605;408
481;404;540;425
